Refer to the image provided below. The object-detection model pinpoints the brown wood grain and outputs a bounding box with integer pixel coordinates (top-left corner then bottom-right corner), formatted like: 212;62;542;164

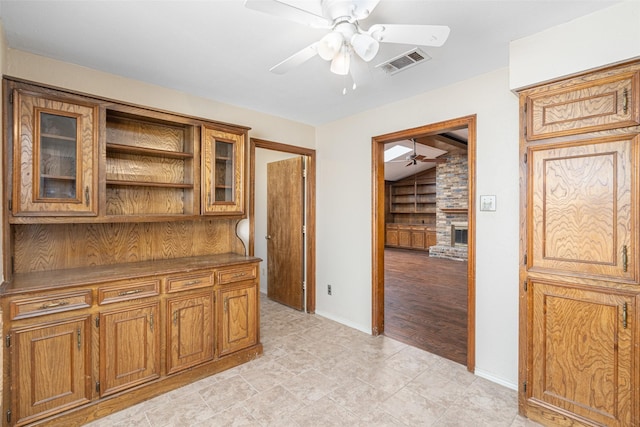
13;221;237;272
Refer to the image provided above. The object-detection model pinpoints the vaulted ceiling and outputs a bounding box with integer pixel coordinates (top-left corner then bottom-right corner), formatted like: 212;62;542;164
0;1;620;126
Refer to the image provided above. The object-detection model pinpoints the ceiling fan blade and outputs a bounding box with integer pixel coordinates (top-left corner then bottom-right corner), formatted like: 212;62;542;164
269;42;319;74
419;158;447;163
368;24;451;47
244;0;330;28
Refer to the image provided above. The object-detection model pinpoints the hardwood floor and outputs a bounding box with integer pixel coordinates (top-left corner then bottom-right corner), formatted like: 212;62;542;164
384;248;467;365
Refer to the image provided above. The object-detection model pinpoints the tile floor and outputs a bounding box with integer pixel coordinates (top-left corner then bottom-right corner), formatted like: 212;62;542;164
87;296;542;426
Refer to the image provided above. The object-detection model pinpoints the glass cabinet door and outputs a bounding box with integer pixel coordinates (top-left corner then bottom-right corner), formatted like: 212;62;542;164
14;91;98;216
202;126;245;215
37;111;79;200
214;140;235;203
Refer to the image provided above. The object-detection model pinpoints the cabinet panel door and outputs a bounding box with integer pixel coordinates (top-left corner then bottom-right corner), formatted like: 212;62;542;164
526;71;640;139
397;228;412;248
13;90;98;216
528;136;638;282
166;291;214;374
201;126;245;215
386;228;399;246
219;284;258;356
100;303;160;396
11;316;92;425
411;229;426;249
529;281;635;426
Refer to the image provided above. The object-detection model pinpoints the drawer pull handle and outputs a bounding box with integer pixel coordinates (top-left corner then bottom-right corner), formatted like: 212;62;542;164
622;303;628;329
622;245;628;272
623;88;629;114
39;300;70;310
232;272;248;278
149;313;154;332
183;280;202;286
118;289;142;296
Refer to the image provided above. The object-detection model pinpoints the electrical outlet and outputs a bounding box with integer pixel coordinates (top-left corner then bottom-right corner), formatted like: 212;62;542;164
327;284;332;295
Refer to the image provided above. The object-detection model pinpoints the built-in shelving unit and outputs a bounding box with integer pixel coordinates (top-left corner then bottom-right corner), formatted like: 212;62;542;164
105;110;196;217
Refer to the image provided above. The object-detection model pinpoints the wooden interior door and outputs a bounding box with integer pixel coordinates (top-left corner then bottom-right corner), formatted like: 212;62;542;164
267;157;304;310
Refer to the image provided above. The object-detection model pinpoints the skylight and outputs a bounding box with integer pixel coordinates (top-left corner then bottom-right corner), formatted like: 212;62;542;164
384;145;412;162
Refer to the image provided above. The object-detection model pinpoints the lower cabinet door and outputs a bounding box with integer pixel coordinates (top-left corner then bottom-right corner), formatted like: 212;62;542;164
166;291;215;374
99;302;160;396
218;284;258;356
11;316;92;426
529;280;636;426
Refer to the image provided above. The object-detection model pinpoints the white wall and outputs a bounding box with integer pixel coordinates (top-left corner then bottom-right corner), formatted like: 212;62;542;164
314;1;640;389
510;1;640;89
315;68;520;387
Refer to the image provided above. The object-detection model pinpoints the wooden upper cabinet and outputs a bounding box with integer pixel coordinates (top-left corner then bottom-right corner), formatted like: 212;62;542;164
201;126;245;216
529;281;635;427
12;90;98;216
525;70;640;140
527;135;638;283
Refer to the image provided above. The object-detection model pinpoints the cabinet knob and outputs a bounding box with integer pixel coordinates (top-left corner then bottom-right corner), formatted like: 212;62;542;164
265;235;272;240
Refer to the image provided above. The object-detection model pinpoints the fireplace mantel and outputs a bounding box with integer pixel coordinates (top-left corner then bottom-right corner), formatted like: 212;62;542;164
440;208;468;214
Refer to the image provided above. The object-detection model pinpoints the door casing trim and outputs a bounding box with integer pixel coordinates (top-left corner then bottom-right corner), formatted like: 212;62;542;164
250;138;317;313
371;115;476;372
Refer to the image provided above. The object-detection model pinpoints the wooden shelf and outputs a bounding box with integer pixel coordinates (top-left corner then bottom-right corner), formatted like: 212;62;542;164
106;143;193;159
106;180;193;189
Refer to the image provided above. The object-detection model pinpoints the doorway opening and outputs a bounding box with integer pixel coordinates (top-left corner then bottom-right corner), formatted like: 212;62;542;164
371;115;476;372
249;138;316;313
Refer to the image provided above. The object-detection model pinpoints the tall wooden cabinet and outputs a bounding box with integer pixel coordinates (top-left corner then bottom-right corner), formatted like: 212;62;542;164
519;60;640;426
1;79;262;426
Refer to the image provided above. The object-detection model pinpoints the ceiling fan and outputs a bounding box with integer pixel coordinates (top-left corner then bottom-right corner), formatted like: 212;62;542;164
390;139;446;166
244;0;450;77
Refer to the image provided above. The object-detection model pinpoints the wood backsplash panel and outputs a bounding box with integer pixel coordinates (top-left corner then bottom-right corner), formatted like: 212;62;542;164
13;220;240;273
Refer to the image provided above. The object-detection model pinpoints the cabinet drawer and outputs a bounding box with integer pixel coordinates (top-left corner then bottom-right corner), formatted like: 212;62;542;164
166;271;213;293
10;290;92;320
216;265;257;285
526;71;640;140
98;279;160;305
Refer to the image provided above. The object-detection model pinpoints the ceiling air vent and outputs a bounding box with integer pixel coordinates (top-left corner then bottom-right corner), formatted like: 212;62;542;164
376;48;431;75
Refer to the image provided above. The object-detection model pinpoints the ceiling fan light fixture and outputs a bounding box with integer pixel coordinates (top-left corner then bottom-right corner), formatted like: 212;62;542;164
317;31;343;61
350;32;379;62
330;45;350;75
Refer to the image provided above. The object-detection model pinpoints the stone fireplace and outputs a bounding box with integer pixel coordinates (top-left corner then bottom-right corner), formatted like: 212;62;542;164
429;152;468;261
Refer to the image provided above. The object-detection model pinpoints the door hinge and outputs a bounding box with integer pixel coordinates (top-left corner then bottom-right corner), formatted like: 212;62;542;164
303;168;307;178
523;280;528;292
6;409;11;423
523;381;527;393
523;152;527;164
5;335;10;348
8;199;12;211
95;316;100;328
302;225;306;234
523;253;527;265
302;281;306;291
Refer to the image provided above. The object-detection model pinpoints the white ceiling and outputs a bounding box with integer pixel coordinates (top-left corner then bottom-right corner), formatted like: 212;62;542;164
0;0;621;126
